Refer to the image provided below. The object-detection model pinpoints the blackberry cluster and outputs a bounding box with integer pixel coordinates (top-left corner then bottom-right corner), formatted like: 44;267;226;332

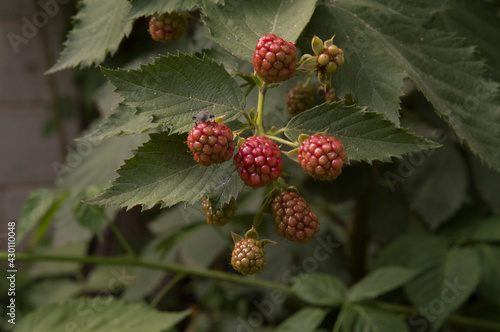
298;134;347;181
271;191;320;243
149;11;188;42
187;121;235;166
252;34;297;83
233;136;283;188
201;197;238;226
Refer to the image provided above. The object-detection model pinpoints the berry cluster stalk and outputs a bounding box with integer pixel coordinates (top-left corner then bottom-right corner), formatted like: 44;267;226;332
255;82;268;136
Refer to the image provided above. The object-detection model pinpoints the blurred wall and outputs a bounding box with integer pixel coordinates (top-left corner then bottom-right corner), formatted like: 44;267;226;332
0;0;79;248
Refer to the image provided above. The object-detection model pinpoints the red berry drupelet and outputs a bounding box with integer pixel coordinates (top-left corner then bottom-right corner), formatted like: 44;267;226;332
298;134;348;181
271;191;319;243
231;238;266;275
149;11;188;42
253;34;297;83
233;136;283;188
286;86;316;116
201;197;238;226
187;121;235;166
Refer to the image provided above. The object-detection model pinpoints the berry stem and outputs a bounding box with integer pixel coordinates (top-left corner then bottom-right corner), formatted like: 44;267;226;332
264;134;298;147
255;82;268;136
150;273;185;308
108;221;137;259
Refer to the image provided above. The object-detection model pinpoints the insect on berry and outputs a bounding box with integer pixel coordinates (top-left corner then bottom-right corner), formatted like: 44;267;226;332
193;110;214;124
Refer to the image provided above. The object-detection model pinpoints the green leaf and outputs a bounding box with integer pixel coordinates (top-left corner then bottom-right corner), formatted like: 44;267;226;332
302;2;500;171
470;156;500;215
348;266;417;302
71;186;109;239
434;0;500;82
90;132;243;211
27;279;80;307
341;304;409;332
80;103;159;142
301;2;446;123
127;0;202;20
438;215;500;243
102;53;245;134
18;189;68;244
57;133;148;192
402;144;467;229
202;0;317;62
373;231;448;270
284;102;440;163
476;245;500;306
15;297;189;332
275;307;328;332
404;247;481;330
47;0;133;73
291;273;346;307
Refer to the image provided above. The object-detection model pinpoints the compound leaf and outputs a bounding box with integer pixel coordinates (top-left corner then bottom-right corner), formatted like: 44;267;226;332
301;1;500;171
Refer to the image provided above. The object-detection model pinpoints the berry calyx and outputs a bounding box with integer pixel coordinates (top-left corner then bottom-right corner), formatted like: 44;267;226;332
231;237;266;275
187;121;235;166
201;197;238;226
253;34;297;83
271;191;319;243
149;11;188;42
286;86;316;116
298;134;347;181
233;136;283;188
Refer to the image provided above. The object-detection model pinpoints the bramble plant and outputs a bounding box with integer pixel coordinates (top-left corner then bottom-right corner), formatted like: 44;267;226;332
5;0;500;331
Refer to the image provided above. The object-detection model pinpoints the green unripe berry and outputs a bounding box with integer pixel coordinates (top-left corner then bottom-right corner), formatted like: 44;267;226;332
334;54;345;66
328;45;339;55
325;61;338;74
318;53;330;66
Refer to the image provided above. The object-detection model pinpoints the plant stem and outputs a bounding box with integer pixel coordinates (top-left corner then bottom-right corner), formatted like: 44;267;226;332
1;252;290;292
264;135;297;147
347;190;370;283
255;82;268;135
332;306;345;332
1;252;499;331
150;273;185;308
108;222;137;259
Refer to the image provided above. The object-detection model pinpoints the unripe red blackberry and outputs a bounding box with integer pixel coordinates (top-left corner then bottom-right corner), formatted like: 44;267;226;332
298;134;347;181
286;86;316;116
253;34;297;83
201;197;238;226
233;136;283;188
271;191;319;243
149;11;188;42
231;238;266;275
187;121;235;166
